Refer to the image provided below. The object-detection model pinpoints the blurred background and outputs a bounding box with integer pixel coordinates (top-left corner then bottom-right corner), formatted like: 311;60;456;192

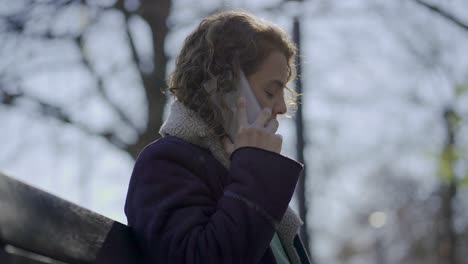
1;0;467;263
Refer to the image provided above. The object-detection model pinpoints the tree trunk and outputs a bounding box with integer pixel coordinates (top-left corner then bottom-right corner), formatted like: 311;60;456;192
125;0;172;159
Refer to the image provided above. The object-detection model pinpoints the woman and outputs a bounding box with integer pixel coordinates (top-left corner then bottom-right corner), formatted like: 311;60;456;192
124;11;311;264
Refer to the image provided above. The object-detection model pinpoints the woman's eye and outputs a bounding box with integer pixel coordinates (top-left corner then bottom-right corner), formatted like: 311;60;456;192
265;91;274;98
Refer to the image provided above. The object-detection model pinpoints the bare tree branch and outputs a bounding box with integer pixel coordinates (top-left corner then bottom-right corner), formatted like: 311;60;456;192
0;88;128;149
1;1;140;146
1;0;78;36
413;0;468;32
75;34;141;135
1;0;171;159
114;0;172;158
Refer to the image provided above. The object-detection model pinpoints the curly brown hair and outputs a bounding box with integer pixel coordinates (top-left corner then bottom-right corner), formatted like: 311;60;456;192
167;10;299;140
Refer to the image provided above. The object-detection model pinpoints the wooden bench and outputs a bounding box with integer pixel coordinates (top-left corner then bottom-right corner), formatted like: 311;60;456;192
0;172;145;263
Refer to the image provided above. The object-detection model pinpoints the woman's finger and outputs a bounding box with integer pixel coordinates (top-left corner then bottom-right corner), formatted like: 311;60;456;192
236;96;248;128
253;107;272;128
274;134;283;152
223;136;235;158
264;118;279;134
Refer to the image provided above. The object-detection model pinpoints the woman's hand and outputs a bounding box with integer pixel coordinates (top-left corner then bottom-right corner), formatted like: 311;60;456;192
223;97;283;157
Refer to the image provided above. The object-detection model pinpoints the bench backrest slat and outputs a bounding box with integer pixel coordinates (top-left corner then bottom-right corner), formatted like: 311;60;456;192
0;173;144;263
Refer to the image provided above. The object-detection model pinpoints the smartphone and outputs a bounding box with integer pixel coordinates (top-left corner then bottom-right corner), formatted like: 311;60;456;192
222;70;262;142
239;70;262;124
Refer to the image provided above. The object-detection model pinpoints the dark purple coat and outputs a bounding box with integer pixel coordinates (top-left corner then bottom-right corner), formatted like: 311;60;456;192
124;135;306;263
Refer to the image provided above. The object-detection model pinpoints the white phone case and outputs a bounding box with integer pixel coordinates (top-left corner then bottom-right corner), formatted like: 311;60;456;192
218;69;263;142
238;70;262;125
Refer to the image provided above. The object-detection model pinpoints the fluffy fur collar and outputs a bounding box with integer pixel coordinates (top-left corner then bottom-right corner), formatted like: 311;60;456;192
159;100;305;264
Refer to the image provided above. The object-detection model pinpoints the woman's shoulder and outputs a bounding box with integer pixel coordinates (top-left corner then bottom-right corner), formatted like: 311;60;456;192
135;135;213;167
128;136;225;194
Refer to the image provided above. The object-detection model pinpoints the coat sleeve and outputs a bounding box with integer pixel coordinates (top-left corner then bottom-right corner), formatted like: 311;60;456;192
124;141;303;264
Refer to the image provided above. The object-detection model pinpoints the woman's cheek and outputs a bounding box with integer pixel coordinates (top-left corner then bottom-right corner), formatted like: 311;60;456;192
259;96;272;110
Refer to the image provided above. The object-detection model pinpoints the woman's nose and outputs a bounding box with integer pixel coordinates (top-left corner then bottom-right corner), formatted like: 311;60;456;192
273;96;287;117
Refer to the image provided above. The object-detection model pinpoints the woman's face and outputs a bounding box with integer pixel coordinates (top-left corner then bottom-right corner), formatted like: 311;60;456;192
247;51;289;120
